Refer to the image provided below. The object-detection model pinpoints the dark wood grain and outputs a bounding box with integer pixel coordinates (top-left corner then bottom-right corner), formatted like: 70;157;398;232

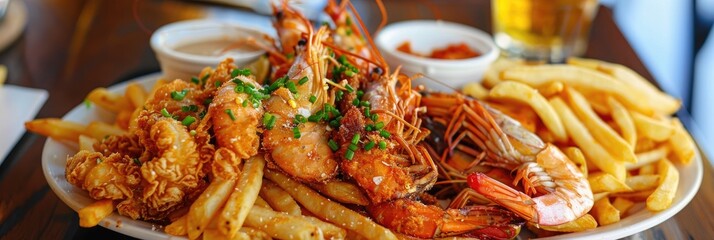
0;0;710;239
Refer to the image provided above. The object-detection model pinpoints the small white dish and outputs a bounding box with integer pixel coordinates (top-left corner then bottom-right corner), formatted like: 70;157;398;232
0;85;48;163
375;20;499;92
151;19;268;81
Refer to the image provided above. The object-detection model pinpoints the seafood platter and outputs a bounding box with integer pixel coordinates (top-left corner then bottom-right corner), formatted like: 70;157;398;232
28;1;702;239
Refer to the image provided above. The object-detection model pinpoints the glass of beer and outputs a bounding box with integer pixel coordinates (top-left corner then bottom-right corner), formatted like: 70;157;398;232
492;0;599;62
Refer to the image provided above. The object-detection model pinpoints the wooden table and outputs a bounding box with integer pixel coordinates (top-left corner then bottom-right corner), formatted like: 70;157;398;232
0;0;711;239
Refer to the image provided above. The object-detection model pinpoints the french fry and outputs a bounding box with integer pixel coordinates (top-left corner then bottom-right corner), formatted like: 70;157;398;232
626;174;660;191
501;65;653;114
253;196;273;210
25;118;87;142
165;214;188;236
217;155;265;238
265;169;397;240
536;81;564;98
639;163;656;175
611;197;635;217
489;81;567;142
244;206;332;240
563;147;588;177
611;189;656;202
239;227;271;240
626;145;670;170
607;97;637;147
85;121;128;140
647;158;679;211
86;87;132;113
550;97;626;181
78;134;97;151
597;62;681;115
463;82;489;100
566;57;603;69
187;178;237;240
483;57;525;88
630;111;674;141
565;88;636;163
77;199;114;227
259;179;302;216
310;180;370;206
668;118;697;164
588;172;632;193
539;214;598;232
591;197;620;226
124;82;147;109
592;192;610;202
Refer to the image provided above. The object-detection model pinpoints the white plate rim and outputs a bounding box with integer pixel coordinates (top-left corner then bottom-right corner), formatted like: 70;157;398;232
41;73;704;240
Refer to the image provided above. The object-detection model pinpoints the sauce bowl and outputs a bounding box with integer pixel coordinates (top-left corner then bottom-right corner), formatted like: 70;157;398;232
375;20;499;92
151;19;268;81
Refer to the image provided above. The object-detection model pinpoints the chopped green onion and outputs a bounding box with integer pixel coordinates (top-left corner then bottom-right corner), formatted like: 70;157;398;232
171;89;189;101
364;107;371;118
379;141;387;150
345;84;355;93
370;113;378;122
309;95;317;103
308;113;322;122
294;114;307;124
298;76;309;85
351;133;360;145
262;113;272;125
214;81;222;88
328;139;339;151
231;68;251;77
360;101;370;107
364;141;375;151
264;114;277;130
182;116;196;126
204;98;213;105
182;105;198;112
379;129;391;138
345;29;353;36
286;53;294;60
356;90;364;99
292;126;301;139
345;70;355;77
348;144;358;152
83;99;92;109
133;158;141;166
365;125;373;131
225;109;236;121
345;150;355;160
161;108;171;118
329;119;340;128
345;17;352;26
375;122;385;130
352;98;360;106
201;73;211;84
336;90;344;101
285;81;298;94
191;76;200;84
190;130;197;136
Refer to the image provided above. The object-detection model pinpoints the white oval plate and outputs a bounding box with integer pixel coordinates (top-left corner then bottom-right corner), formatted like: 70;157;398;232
42;73;703;240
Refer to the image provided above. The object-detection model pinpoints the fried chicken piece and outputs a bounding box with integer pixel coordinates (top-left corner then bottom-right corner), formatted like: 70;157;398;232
66;150;141;201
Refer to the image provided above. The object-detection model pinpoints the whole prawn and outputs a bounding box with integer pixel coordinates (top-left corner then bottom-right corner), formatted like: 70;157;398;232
421;93;594;226
262;26;340;183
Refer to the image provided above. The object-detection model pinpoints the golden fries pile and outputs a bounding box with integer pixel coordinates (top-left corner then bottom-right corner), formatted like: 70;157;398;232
465;57;697;233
